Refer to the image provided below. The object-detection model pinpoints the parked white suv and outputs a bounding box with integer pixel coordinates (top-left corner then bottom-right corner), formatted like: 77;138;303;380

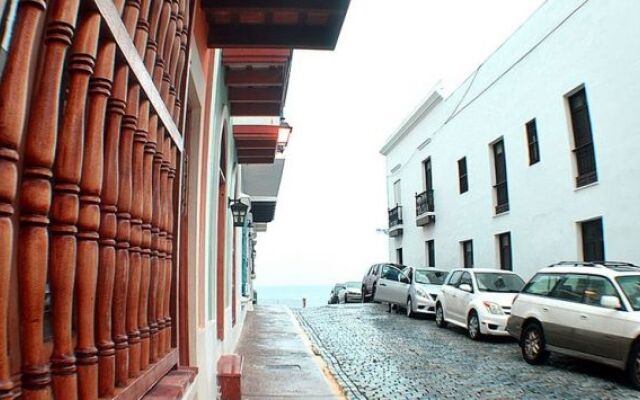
435;268;525;340
507;261;640;389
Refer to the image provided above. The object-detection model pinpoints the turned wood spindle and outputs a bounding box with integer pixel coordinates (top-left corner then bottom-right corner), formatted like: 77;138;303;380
17;0;81;398
97;61;128;398
0;0;48;397
113;81;138;388
143;0;163;74
148;121;164;363
164;143;177;353
49;8;101;399
76;25;117;400
138;105;154;372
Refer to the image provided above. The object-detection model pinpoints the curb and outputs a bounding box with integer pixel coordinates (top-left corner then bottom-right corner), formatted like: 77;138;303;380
294;310;368;400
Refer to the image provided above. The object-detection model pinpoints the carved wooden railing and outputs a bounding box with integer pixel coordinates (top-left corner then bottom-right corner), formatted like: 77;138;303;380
0;0;190;398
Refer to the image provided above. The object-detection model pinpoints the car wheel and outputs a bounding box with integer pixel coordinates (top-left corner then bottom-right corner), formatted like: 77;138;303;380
387;303;392;313
435;303;447;328
627;342;640;389
467;311;482;341
406;298;414;318
371;284;377;303
521;322;549;365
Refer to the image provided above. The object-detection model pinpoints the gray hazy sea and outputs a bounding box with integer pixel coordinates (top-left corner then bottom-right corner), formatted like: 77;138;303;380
255;285;335;308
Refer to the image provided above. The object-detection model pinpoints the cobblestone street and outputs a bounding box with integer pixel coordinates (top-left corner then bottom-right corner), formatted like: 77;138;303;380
295;303;640;400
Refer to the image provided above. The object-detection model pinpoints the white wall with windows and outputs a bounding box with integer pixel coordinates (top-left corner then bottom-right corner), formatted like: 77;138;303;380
380;0;640;280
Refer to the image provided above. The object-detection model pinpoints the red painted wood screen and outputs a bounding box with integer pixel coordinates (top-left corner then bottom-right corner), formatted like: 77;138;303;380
0;0;191;398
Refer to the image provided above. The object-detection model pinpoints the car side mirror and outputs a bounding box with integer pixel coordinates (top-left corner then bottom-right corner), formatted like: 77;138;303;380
399;274;410;284
600;295;621;310
459;283;472;293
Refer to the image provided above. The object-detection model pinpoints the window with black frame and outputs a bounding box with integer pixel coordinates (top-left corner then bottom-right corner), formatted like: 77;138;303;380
526;119;540;165
426;240;435;268
458;157;468;194
461;240;474;268
492;139;509;214
581;218;604;262
498;232;512;271
569;88;597;187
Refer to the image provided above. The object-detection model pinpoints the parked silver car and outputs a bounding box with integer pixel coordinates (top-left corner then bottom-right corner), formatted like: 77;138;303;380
361;263;406;302
405;267;448;317
371;265;447;317
328;283;347;304
344;281;363;302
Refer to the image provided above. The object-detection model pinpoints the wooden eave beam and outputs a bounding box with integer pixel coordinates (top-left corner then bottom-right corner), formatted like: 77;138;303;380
209;24;340;50
228;87;283;103
201;0;349;12
230;103;282;116
225;68;284;86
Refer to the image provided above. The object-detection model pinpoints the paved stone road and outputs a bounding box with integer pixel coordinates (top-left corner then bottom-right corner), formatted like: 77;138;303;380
295;303;640;400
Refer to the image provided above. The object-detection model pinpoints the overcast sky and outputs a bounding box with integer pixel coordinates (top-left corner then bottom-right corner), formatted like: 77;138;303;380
255;0;544;287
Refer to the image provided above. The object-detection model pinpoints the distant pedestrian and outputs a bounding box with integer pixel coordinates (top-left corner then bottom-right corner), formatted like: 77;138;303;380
302;297;307;308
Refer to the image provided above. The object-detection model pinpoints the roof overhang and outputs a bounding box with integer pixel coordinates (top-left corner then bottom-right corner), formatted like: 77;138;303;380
223;49;292;117
233;124;280;163
203;0;351;49
242;159;286;223
379;88;444;156
250;201;277;223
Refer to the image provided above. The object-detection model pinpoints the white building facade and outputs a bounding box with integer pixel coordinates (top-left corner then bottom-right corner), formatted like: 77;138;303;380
380;0;640;280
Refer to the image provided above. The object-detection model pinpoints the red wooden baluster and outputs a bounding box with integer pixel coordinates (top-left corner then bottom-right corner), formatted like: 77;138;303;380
152;0;171;92
159;0;177;108
159;129;172;356
138;105;153;372
94;1;126;396
165;143;177;353
110;0;140;387
18;0;81;398
76;20;116;400
49;8;101;399
113;82;138;388
97;62;128;397
149;123;164;363
126;87;144;378
173;0;189;126
143;0;162;74
0;0;48;397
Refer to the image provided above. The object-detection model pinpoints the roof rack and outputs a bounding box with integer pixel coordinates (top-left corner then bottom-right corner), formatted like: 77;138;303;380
547;261;640;269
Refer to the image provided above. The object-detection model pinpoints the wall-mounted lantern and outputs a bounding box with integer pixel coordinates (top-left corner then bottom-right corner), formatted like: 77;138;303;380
229;198;250;227
277;117;293;153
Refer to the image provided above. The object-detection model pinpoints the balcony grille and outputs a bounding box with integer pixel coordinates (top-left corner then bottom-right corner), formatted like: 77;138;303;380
388;205;403;228
415;189;434;216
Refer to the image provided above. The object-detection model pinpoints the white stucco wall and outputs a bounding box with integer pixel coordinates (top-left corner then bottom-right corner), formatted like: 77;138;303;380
381;0;640;280
191;47;248;399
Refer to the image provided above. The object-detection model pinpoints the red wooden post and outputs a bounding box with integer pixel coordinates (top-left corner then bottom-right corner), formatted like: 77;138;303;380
141;112;158;370
76;20;116;400
0;0;47;397
18;0;81;398
97;62;128;397
149;122;163;364
49;9;101;399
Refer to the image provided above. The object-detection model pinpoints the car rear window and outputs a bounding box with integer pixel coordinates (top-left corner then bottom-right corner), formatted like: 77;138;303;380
616;275;640;311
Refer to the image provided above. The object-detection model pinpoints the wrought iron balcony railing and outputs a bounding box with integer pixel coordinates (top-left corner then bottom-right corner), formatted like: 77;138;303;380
388;205;403;228
415;189;434;216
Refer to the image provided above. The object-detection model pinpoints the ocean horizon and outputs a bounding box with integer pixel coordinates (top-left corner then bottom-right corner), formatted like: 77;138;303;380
255;284;338;308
